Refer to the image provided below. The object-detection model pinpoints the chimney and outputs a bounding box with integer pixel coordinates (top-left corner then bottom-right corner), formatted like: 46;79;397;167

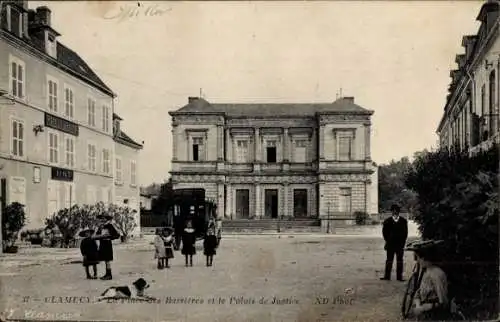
188;97;199;103
342;96;354;103
36;6;51;27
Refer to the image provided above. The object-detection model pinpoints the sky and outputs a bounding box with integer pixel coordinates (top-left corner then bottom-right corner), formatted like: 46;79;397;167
31;0;484;186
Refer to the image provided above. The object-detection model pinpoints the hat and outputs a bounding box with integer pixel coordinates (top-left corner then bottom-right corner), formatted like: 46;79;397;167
163;227;174;234
96;214;113;220
405;239;443;252
78;228;95;237
390;204;401;212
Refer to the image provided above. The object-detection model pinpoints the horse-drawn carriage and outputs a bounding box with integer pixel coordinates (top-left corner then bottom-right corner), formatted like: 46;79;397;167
168;189;217;250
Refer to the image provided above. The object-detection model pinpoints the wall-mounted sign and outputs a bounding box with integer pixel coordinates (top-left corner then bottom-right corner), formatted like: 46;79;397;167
44;113;79;136
33;166;41;183
51;167;74;182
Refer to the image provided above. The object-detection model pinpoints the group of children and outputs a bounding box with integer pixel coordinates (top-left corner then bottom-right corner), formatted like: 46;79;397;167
154;219;219;268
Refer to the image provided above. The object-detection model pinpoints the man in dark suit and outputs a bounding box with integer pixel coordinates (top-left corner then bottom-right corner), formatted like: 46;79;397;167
380;204;408;281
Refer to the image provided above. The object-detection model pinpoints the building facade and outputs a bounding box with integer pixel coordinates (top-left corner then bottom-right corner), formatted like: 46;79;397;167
0;1;142;230
169;97;378;220
437;0;500;154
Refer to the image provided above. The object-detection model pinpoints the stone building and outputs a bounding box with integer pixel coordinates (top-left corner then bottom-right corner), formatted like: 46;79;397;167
437;0;500;154
0;1;142;230
169;97;378;220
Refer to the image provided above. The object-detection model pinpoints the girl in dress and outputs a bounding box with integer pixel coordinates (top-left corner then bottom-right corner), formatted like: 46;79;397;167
154;228;167;269
163;228;175;268
181;220;196;267
203;222;218;267
95;214;120;280
79;228;99;279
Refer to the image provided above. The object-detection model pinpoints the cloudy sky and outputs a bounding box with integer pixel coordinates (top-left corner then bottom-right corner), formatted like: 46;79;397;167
32;1;483;186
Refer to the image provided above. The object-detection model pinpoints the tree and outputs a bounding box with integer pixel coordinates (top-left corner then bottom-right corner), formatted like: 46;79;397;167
152;178;174;214
405;146;498;319
2;202;26;252
109;204;137;242
378;156;418;212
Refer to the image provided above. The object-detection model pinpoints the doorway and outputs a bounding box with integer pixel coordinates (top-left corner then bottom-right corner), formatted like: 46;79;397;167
265;189;278;218
293;189;308;217
235;189;250;219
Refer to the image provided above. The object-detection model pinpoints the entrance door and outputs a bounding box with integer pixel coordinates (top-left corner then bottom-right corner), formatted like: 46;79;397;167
235;189;250;219
293;189;308;217
265;189;278;218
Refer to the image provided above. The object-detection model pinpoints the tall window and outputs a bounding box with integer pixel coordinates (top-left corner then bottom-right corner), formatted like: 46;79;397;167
102;105;110;133
266;140;277;163
481;84;487;140
115;157;122;184
11;119;24;157
339;187;352;213
64;183;76;208
192;137;204;161
9;56;25;99
87;143;96;172
130;161;137;186
7;5;22;37
48;132;59;164
87;98;96;127
338;135;353;161
235;140;249;163
47;78;58;112
64;86;74;118
489;70;496;136
294;139;307;163
102;149;110;174
65;136;75;168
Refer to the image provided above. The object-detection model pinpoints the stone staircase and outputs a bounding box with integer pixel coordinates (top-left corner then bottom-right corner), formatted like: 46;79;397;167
221;218;322;234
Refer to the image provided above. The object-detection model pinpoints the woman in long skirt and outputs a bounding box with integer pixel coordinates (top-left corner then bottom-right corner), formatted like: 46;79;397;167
181;220;196;267
95;214;120;280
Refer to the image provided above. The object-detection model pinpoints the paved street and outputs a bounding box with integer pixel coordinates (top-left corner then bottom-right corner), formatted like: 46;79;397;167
0;235;417;322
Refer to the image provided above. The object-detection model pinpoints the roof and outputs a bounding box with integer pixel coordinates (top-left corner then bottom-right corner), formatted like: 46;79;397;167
477;0;500;21
115;130;143;150
113;113;123;120
0;5;115;97
171;97;373;117
56;43;114;96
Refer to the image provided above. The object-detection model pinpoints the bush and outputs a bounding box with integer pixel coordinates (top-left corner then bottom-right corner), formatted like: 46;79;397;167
44;202;138;246
354;211;369;225
108;204;137;242
405;146;499;319
2;202;26;251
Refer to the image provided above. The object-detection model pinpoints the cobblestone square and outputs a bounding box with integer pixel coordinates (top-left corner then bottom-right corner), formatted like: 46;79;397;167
0;235;415;321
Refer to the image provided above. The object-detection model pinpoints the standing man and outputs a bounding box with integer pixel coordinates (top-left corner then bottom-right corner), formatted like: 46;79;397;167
380;204;408;281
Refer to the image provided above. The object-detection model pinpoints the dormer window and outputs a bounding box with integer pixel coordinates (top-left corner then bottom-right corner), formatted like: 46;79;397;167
47;33;57;58
3;5;23;38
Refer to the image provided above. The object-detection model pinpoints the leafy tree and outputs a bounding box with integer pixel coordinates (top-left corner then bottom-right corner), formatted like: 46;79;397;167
405;146;498;319
2;202;26;251
108;204;137;242
378;156;419;212
152;178;174;214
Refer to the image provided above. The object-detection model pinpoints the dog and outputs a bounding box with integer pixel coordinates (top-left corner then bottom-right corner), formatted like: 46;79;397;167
96;278;156;302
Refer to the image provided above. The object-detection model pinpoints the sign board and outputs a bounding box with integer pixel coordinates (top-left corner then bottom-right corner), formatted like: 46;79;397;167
44;113;79;136
51;167;74;182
